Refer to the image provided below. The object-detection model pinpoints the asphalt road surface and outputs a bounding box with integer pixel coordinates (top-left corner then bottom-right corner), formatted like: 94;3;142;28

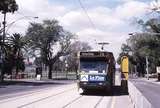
0;80;75;99
130;78;160;108
0;83;133;108
0;79;133;108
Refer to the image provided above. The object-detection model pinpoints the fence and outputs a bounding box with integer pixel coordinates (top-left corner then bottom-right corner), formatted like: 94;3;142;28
25;70;77;80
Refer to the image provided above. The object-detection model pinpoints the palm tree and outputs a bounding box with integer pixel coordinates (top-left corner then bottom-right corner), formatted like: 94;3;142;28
7;33;26;76
0;0;18;41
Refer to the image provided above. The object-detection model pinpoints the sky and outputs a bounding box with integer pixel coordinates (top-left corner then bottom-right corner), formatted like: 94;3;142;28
0;0;158;58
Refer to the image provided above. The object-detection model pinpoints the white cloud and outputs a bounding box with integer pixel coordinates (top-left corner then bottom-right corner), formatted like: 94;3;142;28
59;11;91;31
115;0;135;2
1;0;68;34
59;1;148;58
16;0;67;18
115;1;148;20
0;0;150;58
76;28;129;58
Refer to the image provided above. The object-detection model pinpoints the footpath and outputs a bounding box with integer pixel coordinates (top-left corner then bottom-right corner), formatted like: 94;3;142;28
129;77;160;108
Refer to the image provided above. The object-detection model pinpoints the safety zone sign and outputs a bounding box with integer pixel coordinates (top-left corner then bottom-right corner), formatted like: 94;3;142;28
121;56;129;80
121;56;129;73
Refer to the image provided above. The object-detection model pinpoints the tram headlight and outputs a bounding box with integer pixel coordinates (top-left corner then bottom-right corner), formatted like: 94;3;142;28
99;83;103;85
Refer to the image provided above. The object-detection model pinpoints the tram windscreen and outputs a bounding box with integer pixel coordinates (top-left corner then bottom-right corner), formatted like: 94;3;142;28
80;61;108;73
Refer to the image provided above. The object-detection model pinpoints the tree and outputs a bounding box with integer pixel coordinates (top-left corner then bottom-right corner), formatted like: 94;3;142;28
0;0;18;13
118;1;160;76
7;33;26;75
118;30;160;76
66;41;92;71
0;0;18;81
51;31;75;66
0;0;18;41
25;19;75;79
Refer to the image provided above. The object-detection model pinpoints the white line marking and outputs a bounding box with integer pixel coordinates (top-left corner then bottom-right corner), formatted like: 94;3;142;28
111;96;116;108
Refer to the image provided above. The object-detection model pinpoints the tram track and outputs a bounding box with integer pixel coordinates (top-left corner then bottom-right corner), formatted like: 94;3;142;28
17;87;76;108
94;96;104;108
0;86;57;102
0;84;76;104
62;95;83;108
62;94;105;108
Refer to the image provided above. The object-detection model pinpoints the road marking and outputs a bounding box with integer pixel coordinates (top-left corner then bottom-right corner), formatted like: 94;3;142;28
111;96;116;108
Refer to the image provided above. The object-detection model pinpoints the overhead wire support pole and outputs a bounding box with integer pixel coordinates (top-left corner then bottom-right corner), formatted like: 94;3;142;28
98;42;109;50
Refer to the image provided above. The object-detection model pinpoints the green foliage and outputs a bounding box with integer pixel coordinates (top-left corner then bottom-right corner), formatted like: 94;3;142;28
65;41;92;71
117;44;131;65
118;16;160;75
0;0;18;14
25;19;76;79
2;33;26;75
119;19;160;75
26;20;62;64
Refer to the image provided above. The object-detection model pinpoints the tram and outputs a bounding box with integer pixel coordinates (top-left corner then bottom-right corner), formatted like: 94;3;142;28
77;51;116;93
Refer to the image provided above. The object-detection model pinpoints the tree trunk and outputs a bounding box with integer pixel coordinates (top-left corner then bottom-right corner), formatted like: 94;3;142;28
0;70;4;82
16;66;19;79
48;64;53;79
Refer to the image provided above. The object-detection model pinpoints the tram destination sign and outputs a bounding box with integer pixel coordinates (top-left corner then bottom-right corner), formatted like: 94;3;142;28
80;52;108;57
89;75;105;81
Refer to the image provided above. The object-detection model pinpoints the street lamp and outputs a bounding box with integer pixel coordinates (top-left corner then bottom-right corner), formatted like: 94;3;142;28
6;16;38;33
65;60;68;79
129;32;160;36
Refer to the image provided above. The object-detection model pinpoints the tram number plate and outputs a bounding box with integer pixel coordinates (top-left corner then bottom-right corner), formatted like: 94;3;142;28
89;75;105;81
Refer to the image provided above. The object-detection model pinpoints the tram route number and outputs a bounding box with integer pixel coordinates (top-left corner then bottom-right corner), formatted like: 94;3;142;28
89;75;105;81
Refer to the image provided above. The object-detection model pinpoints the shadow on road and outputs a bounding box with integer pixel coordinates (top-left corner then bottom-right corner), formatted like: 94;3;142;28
81;86;129;96
0;80;70;86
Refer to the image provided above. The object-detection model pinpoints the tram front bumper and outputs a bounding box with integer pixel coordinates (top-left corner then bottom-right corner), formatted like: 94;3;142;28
78;81;111;90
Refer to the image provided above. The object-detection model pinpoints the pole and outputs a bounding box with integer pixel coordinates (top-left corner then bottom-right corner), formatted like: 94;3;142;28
2;13;6;43
0;12;6;81
146;56;149;80
134;65;137;77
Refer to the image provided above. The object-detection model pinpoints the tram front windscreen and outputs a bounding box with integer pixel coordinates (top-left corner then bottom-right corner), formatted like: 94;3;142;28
80;60;108;74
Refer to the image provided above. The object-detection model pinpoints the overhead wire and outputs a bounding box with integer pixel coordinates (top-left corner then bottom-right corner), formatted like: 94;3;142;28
77;0;109;50
77;0;97;30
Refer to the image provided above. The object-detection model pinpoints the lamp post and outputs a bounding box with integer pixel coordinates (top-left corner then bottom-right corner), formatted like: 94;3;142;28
128;32;160;37
146;56;149;80
6;16;38;33
65;60;68;79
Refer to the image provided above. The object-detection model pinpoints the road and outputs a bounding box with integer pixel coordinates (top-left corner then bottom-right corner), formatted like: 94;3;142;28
0;79;74;99
0;78;133;108
130;78;160;108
